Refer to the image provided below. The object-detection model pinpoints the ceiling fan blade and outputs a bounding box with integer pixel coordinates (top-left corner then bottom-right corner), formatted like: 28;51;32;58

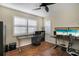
40;3;56;6
45;3;56;5
47;3;56;5
45;6;49;12
33;8;41;10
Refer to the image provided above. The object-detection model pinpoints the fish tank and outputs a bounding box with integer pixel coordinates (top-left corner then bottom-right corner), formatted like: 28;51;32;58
67;30;79;37
67;30;76;36
75;30;79;37
56;29;68;35
55;27;79;37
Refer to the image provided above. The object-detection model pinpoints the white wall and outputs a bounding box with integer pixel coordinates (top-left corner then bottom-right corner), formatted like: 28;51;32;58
0;5;43;47
46;3;79;50
54;3;79;27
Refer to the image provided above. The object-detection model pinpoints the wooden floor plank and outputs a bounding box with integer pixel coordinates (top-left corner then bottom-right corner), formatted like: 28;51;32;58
6;42;70;56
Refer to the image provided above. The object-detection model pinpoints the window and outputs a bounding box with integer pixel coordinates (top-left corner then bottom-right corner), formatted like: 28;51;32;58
28;19;37;34
14;17;27;36
13;16;37;36
44;20;51;34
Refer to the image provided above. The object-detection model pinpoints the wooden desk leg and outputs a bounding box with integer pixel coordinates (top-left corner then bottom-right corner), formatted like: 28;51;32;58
18;39;22;55
53;38;58;49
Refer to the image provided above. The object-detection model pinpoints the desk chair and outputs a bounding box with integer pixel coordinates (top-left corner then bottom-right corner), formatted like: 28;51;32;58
31;31;45;46
35;31;45;42
31;35;41;46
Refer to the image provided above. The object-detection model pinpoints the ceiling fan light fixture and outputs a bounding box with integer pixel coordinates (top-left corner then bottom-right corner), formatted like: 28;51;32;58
33;3;56;12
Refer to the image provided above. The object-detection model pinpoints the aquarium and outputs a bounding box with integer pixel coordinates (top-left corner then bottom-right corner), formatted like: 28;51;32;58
67;30;76;36
75;30;79;37
56;30;68;35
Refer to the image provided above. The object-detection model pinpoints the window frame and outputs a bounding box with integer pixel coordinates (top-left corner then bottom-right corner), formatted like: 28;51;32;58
13;16;37;36
44;19;52;34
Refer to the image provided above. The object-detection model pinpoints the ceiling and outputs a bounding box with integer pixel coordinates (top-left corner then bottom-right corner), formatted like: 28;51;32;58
0;3;56;17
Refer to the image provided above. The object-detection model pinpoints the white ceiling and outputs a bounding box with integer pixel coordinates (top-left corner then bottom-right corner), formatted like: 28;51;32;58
0;3;56;17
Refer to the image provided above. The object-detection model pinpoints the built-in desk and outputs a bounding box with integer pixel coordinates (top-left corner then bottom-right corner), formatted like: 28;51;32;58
16;34;34;55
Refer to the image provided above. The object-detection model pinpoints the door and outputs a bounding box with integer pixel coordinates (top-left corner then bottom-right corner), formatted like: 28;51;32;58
0;21;3;56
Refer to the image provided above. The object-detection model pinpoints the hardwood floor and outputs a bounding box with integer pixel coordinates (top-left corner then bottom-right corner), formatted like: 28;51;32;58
6;42;70;56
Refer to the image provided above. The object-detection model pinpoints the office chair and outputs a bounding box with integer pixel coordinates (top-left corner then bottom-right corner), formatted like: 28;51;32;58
31;35;41;46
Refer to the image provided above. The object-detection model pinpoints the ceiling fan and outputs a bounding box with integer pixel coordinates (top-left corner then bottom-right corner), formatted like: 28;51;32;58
33;3;56;12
